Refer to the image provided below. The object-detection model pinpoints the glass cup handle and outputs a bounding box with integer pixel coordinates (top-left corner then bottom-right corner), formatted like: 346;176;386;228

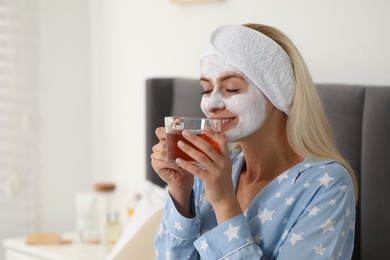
171;120;184;131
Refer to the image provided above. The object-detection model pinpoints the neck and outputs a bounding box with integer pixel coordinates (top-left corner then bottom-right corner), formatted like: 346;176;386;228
239;108;303;181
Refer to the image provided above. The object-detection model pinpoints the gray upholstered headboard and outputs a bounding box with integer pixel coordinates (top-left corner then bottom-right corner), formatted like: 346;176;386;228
145;78;204;187
145;78;390;260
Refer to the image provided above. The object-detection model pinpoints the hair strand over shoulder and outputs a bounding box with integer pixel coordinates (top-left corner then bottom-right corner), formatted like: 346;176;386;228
243;23;358;203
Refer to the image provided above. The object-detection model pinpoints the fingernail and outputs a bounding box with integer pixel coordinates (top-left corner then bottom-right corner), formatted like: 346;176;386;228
203;125;210;132
176;158;182;164
182;129;190;137
178;140;185;148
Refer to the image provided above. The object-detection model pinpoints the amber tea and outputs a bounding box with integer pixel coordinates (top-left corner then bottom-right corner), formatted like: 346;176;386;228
166;132;220;163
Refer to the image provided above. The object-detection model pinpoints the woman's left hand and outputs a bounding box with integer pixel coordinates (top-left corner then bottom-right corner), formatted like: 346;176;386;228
175;127;242;223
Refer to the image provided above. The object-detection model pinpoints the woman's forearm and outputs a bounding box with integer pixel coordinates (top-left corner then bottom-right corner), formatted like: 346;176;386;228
168;186;193;218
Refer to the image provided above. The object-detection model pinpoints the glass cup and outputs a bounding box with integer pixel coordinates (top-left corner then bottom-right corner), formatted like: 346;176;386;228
164;116;221;165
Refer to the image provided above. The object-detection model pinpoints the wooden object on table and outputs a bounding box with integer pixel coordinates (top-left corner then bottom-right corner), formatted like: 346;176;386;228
94;182;116;193
25;232;71;245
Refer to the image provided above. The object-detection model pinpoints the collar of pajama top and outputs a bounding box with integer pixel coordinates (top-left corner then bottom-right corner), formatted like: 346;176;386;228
196;151;339;220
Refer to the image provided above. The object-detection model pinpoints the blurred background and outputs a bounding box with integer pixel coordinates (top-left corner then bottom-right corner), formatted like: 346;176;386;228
0;0;389;258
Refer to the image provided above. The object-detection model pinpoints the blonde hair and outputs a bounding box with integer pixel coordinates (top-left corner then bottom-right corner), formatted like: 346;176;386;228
243;23;358;202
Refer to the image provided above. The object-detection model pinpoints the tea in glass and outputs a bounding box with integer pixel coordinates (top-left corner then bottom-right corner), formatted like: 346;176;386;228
164;117;221;164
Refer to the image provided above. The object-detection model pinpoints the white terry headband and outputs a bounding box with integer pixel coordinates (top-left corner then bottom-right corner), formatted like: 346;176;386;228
201;25;295;115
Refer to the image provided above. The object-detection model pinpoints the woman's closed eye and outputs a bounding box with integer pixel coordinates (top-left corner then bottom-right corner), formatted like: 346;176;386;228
202;89;213;95
202;88;240;96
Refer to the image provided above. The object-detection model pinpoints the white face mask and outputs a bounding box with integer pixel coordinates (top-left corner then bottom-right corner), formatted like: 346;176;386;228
200;55;269;142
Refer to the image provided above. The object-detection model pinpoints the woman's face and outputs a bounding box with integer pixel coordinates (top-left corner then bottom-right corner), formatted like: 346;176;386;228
200;55;271;142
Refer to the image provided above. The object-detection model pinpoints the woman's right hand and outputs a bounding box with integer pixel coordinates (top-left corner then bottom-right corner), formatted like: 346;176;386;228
150;127;194;216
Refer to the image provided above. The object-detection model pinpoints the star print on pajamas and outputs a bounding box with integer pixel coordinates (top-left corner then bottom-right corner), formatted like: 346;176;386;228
258;208;274;224
154;151;356;259
314;244;327;255
318;172;334;187
320;219;336;234
284;196;295;206
174;221;183;231
224;223;240;241
308;206;320;216
289;232;304;245
200;239;208;251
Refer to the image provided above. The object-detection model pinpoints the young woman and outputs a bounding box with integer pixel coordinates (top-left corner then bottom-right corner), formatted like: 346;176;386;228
151;23;357;259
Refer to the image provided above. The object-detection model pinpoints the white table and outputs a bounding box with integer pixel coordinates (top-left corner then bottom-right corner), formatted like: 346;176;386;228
3;234;109;260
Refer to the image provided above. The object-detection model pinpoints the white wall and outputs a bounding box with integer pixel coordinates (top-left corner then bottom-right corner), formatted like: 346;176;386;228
38;0;91;231
90;0;390;214
36;0;390;232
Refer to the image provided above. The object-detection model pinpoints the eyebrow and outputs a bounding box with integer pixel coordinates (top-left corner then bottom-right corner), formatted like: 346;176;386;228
200;73;244;82
220;74;245;81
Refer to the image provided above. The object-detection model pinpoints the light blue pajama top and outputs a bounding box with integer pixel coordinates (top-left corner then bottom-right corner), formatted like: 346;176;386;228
154;151;356;259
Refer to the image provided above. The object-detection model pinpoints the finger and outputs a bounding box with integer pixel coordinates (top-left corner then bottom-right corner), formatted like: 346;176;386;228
151;149;183;171
182;130;218;156
177;138;216;171
152;142;166;153
181;129;223;166
203;127;229;157
155;127;167;141
151;153;184;172
175;158;207;179
151;149;167;161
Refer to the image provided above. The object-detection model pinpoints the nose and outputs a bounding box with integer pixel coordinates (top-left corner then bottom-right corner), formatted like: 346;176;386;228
207;89;225;111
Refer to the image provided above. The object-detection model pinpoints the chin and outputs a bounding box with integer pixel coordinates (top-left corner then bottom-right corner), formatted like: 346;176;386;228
225;128;241;142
